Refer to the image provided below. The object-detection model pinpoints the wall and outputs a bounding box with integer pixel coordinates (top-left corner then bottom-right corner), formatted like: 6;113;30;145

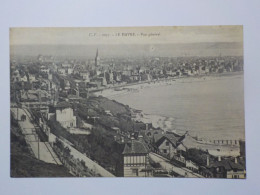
56;107;76;128
158;139;176;158
227;170;246;179
123;154;148;177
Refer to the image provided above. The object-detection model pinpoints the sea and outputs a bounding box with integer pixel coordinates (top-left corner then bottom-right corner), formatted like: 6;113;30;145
111;74;245;141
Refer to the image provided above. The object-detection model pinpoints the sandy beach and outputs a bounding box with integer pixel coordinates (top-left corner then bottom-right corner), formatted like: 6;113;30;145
94;72;243;98
94;72;244;142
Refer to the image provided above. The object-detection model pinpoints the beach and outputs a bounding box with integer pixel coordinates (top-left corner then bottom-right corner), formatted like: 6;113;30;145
94;73;245;141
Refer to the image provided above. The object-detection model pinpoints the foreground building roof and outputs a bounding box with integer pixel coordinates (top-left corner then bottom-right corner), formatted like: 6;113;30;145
55;101;71;109
122;140;148;155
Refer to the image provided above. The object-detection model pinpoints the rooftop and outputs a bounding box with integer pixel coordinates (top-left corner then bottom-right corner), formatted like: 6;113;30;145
155;133;183;148
55;101;71;109
122;140;148;155
210;159;245;171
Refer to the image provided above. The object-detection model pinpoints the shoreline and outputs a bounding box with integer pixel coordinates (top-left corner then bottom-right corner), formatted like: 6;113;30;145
94;72;244;141
93;71;243;98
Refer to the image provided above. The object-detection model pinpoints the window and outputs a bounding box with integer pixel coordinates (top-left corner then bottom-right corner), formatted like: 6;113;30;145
166;141;169;146
132;169;138;176
163;149;167;154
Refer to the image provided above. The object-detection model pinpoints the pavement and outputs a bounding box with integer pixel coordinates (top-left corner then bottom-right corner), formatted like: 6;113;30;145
149;152;204;178
11;107;62;165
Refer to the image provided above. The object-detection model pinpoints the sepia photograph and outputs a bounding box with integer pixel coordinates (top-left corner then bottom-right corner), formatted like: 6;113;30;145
10;26;245;178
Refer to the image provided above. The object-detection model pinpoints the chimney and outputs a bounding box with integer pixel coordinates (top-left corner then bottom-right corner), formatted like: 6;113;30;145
207;156;210;166
146;123;148;130
218;156;221;162
131;137;135;152
235;157;238;164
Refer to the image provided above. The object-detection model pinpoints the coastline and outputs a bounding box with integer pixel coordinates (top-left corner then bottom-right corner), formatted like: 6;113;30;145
93;71;243;98
94;72;244;142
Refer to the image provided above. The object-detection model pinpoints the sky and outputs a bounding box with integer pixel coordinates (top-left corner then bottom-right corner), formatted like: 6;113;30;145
10;26;243;45
9;26;243;58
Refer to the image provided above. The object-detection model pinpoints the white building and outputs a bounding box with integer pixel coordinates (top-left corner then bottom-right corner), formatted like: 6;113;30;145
55;102;77;128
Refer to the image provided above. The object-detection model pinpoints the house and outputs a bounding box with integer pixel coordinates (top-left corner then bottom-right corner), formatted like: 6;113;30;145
155;134;181;159
55;101;77;129
60;78;71;91
79;71;90;82
11;70;21;82
40;66;50;74
210;158;246;179
91;77;107;87
122;139;152;177
141;73;152;81
28;74;36;82
57;68;67;76
73;64;84;75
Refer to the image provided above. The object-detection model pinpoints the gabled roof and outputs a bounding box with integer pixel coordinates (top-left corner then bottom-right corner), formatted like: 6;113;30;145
122;140;148;155
210;159;245;171
153;133;164;143
155;134;180;148
178;133;199;149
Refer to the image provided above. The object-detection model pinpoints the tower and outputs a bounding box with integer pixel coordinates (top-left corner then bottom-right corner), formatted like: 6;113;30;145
95;49;100;67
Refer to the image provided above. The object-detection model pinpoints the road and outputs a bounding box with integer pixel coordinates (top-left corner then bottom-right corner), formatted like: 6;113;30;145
55;135;115;177
149;152;204;178
11;107;61;165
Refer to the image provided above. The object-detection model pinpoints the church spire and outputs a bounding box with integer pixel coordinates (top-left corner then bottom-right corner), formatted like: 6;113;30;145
95;48;100;66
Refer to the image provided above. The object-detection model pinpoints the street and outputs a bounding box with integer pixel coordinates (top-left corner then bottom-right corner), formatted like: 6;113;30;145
11;107;61;165
149;152;203;178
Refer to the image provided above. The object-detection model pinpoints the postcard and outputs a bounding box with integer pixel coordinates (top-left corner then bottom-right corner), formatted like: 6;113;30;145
10;26;245;178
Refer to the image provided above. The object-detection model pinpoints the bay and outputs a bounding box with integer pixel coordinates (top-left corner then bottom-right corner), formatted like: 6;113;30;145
111;75;245;140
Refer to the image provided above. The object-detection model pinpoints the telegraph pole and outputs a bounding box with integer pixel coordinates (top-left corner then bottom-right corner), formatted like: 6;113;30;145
15;84;19;121
38;133;40;160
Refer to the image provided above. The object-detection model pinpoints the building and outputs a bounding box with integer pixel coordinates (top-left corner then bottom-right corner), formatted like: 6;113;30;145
55;101;77;128
28;74;36;82
80;71;90;82
122;139;152;177
210;158;246;179
40;66;50;74
155;134;181;159
239;140;246;156
11;70;20;82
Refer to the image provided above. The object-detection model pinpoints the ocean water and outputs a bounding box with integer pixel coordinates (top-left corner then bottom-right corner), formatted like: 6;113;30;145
112;75;245;140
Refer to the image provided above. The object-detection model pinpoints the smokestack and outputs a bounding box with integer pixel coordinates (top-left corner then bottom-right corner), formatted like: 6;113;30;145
218;156;221;162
